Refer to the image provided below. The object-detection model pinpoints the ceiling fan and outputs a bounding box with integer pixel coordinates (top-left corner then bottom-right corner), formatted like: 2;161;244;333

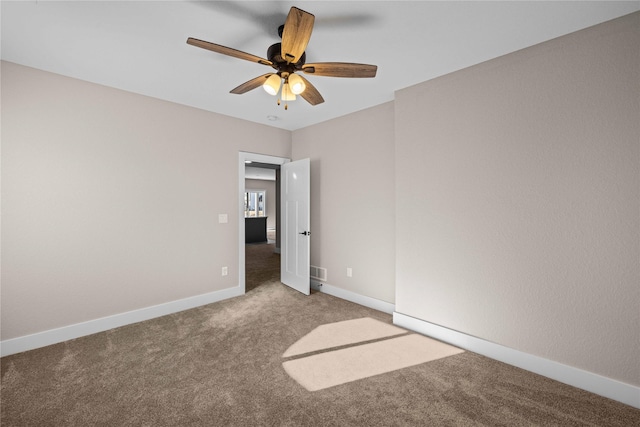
187;6;377;110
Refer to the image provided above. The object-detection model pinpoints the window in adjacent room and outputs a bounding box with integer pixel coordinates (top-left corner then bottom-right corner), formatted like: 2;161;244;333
244;190;266;217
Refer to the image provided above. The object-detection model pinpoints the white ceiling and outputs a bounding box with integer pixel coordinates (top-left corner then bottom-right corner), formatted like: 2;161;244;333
2;1;638;131
245;166;276;181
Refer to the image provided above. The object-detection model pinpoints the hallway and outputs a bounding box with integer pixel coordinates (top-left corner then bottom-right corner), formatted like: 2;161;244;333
245;242;280;292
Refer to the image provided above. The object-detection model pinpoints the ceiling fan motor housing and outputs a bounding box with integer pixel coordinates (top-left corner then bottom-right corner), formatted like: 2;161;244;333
267;42;306;74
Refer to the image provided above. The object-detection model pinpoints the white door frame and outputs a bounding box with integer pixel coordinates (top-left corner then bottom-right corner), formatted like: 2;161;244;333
238;151;290;293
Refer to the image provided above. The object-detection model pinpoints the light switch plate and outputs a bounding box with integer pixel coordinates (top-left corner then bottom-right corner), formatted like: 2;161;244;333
218;214;228;223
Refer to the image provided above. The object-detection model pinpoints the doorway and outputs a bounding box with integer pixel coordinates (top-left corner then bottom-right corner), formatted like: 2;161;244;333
238;152;289;293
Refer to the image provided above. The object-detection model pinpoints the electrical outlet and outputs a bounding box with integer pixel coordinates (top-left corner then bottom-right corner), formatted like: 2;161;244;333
346;267;353;277
221;266;228;276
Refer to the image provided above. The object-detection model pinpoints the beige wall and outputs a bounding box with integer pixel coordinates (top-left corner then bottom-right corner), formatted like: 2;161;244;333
395;13;639;386
244;178;276;230
1;61;291;340
292;102;395;303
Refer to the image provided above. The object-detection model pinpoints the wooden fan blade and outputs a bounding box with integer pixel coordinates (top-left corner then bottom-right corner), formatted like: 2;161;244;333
230;73;273;94
301;62;377;78
281;7;315;64
187;37;272;67
297;75;324;106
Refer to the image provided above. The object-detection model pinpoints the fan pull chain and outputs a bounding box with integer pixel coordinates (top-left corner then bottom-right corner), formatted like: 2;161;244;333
275;77;289;110
277;77;283;107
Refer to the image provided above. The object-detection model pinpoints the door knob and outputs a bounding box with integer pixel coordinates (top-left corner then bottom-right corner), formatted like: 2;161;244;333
299;231;310;236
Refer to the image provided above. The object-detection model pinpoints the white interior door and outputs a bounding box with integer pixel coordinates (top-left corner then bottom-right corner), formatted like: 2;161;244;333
281;158;310;295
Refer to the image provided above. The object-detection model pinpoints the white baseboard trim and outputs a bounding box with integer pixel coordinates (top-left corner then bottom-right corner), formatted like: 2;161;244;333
1;286;245;357
311;280;395;314
393;312;640;409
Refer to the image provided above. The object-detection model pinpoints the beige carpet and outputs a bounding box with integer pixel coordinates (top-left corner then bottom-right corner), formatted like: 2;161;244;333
2;256;639;425
245;242;279;292
284;330;464;391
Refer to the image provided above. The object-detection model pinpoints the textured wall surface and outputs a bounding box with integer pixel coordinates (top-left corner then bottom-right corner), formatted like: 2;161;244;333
293;102;396;304
1;61;291;340
394;13;639;386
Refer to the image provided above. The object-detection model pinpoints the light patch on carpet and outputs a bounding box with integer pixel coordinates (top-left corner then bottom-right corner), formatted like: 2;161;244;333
282;317;406;358
283;334;464;391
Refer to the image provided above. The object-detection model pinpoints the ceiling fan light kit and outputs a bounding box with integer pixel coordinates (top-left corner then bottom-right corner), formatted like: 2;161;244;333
187;6;377;111
288;74;306;95
263;74;282;96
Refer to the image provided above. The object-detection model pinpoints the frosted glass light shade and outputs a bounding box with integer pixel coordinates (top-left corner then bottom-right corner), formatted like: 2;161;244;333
288;74;306;95
282;83;296;101
263;74;281;96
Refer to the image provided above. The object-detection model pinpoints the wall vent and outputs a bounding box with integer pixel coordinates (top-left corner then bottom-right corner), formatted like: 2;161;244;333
310;265;327;281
